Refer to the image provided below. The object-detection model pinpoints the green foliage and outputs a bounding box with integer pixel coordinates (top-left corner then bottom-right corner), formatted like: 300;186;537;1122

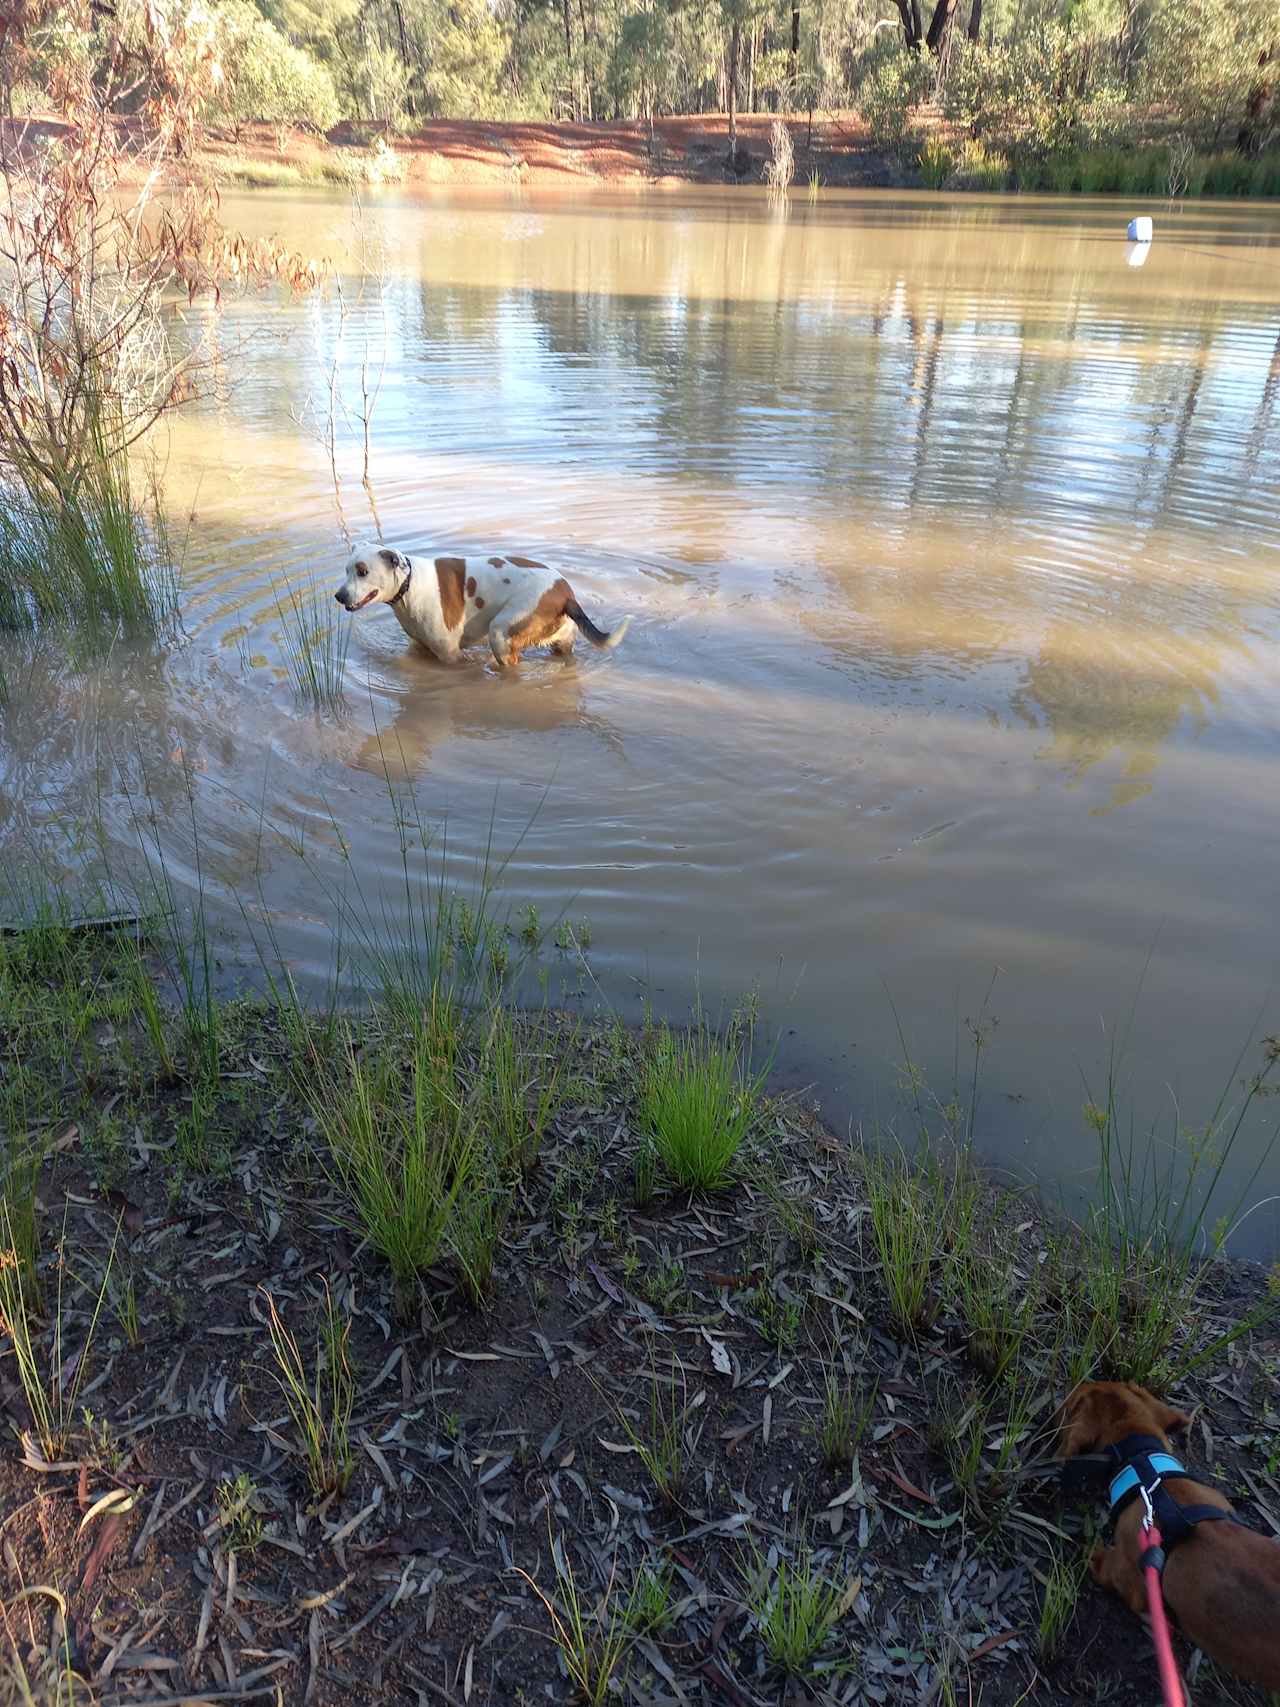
637;1014;768;1192
856;42;933;158
943;26;1128;159
1146;0;1277;148
210;1;340;136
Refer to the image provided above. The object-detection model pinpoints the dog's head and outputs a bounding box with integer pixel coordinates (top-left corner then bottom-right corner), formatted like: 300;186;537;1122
1058;1380;1190;1459
334;543;408;612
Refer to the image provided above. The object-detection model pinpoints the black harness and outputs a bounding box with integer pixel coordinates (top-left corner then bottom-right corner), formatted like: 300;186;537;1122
387;563;412;607
1062;1432;1236;1573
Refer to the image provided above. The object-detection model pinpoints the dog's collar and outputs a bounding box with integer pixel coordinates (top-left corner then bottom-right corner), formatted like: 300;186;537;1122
387;562;412;607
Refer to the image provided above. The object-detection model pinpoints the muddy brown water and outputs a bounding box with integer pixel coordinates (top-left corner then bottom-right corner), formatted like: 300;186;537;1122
3;187;1279;1250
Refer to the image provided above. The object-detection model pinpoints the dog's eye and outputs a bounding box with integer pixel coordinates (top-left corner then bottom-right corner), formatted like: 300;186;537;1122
356;563;368;578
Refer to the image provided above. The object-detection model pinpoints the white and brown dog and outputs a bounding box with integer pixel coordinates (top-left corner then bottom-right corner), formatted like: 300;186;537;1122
334;542;630;667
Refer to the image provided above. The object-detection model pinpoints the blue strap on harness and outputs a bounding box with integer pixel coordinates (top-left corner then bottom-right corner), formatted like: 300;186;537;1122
1109;1453;1186;1510
1104;1436;1235;1555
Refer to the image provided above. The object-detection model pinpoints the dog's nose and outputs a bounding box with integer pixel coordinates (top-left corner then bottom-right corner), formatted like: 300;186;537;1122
334;591;345;605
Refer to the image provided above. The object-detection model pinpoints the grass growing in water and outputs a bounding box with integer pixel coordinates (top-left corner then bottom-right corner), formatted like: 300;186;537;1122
278;576;352;712
638;1012;769;1191
0;447;178;642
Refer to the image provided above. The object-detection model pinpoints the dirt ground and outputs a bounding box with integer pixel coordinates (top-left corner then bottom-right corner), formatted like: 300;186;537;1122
167;112;898;192
2;950;1279;1706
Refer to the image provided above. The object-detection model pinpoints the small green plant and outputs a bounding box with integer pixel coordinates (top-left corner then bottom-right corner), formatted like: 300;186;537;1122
0;1211;114;1461
862;1148;943;1338
1037;1547;1086;1662
174;1076;222;1173
478;1006;565;1176
626;1561;677;1635
918;135;954;188
278;577;351;712
742;1543;849;1676
262;1280;355;1497
314;1016;481;1310
806;170;823;199
0;450;179;642
616;1363;699;1509
636;1249;687;1315
633;1138;659;1208
110;1266;142;1349
817;1373;878;1472
638;1014;768;1191
932;1366;1044;1529
518;1537;637;1706
519;904;541;948
751;1281;804;1353
216;1473;266;1555
554;917;592;952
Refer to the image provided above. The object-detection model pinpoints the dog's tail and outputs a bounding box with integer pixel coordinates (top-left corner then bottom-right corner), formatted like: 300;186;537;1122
566;599;631;652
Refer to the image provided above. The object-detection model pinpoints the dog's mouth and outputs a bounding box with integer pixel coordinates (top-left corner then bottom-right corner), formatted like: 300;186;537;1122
350;589;379;611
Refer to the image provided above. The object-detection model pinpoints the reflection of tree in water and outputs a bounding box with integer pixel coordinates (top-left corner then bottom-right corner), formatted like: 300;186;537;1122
1010;623;1228;810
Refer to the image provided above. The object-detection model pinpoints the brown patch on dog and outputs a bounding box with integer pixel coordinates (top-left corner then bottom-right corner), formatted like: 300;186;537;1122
466;576;477;597
489;557;505;567
475;596;485;609
508;555;547;570
506;577;573;650
434;557;467;630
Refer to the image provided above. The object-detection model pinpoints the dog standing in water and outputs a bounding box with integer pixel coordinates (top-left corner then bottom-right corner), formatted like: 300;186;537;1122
1059;1379;1280;1692
334;543;630;667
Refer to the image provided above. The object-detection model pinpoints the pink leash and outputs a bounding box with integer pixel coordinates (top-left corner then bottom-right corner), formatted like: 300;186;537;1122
1140;1509;1187;1707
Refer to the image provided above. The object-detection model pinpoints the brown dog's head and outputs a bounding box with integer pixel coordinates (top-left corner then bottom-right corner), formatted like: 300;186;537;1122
1058;1381;1191;1459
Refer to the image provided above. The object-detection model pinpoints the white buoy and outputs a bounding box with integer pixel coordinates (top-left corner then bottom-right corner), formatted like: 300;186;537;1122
1127;215;1153;243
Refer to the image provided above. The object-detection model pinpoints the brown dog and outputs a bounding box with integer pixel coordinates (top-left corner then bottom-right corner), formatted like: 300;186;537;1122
1060;1380;1280;1692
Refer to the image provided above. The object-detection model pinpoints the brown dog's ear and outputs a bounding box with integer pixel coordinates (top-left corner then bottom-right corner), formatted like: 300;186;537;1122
1124;1383;1191;1439
1058;1385;1102;1458
1153;1400;1191;1437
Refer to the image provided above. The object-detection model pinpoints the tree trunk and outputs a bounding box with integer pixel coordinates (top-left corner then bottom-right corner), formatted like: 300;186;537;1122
728;15;741;162
925;0;958;55
895;0;922;51
790;0;800;86
748;22;756;113
561;0;575;119
967;0;981;44
390;0;414;116
577;0;592;119
1237;44;1275;156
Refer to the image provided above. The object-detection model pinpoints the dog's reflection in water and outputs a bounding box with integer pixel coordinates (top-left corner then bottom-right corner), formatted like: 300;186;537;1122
348;647;625;782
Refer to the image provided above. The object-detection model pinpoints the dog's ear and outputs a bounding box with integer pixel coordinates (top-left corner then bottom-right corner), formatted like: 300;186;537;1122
377;547;403;572
1123;1382;1191;1439
1057;1385;1103;1458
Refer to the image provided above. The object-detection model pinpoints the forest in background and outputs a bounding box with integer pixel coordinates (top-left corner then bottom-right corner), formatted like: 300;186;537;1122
2;0;1275;182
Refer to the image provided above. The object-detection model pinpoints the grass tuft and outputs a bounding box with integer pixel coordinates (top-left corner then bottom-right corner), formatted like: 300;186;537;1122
518;1536;637;1706
262;1280;355;1497
742;1543;851;1676
0;451;178;642
637;1012;768;1192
